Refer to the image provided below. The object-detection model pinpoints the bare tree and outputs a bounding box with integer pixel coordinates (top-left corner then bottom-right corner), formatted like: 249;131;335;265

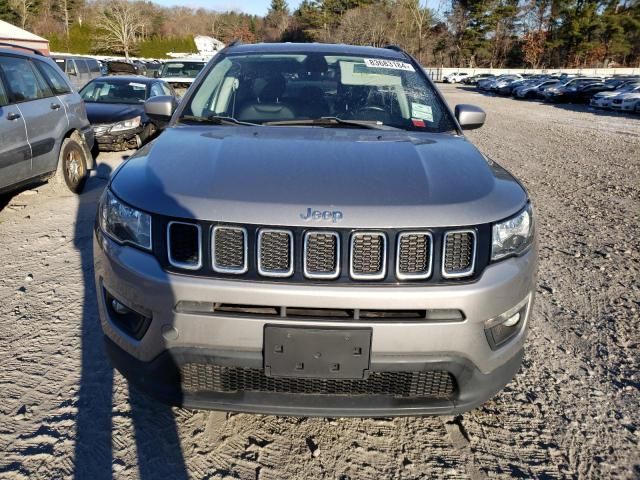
9;0;36;29
94;0;146;59
403;0;431;64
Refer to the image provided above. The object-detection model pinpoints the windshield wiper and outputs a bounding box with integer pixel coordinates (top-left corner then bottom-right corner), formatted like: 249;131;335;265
178;115;259;126
263;117;397;130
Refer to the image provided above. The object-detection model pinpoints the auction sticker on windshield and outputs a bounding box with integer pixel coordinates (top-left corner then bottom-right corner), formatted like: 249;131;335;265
364;58;415;72
411;102;433;122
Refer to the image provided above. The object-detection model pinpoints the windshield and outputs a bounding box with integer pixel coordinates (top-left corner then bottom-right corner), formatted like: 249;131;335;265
160;61;205;78
180;52;457;132
79;80;148;104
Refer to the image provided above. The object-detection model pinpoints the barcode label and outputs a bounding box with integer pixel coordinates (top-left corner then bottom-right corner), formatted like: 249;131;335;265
363;58;415;72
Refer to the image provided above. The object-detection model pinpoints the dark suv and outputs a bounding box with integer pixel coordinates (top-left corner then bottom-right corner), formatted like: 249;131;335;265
95;43;537;416
0;44;94;194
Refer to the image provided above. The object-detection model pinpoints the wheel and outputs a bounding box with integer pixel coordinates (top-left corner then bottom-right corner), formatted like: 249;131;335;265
57;137;88;193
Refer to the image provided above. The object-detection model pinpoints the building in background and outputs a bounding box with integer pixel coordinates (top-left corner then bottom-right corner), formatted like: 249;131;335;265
0;20;50;55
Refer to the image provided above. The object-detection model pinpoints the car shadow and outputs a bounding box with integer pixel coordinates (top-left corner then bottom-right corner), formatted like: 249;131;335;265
73;161;189;478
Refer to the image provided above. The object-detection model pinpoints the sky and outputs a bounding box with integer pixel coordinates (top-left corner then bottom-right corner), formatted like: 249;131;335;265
153;0;304;16
153;0;442;16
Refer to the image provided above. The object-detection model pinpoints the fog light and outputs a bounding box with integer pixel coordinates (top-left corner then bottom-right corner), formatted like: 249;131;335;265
104;289;152;340
502;312;521;327
111;298;130;315
484;295;530;350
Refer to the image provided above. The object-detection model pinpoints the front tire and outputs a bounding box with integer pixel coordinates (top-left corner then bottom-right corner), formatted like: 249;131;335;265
57;137;88;193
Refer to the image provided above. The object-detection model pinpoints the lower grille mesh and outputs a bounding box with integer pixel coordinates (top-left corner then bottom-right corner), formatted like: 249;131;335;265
181;363;455;398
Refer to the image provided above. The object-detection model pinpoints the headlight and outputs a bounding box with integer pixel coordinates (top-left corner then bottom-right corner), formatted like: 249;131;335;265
110;116;141;133
491;204;534;261
99;189;152;250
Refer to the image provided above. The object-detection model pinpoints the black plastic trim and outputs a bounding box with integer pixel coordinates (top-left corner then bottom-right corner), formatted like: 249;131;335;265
151;215;492;286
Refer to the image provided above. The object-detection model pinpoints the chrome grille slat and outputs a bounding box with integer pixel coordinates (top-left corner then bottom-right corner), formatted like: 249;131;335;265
212;226;247;274
350;232;386;280
304;231;340;279
442;230;476;278
167;221;202;270
396;232;433;280
258;229;294;277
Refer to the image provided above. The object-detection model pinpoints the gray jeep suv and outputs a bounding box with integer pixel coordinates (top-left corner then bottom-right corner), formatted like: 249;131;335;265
94;43;537;416
0;44;94;194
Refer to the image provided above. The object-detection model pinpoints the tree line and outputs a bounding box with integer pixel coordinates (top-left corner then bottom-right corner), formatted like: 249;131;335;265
1;0;638;67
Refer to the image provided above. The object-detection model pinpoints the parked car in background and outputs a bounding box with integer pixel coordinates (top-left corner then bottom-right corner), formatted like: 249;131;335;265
591;82;640;109
477;76;497;91
462;73;493;85
609;86;640;112
486;74;522;93
155;58;206;96
514;79;561;99
131;60;148;76
145;60;162;78
106;60;139;76
79;76;176;151
543;77;602;102
52;55;101;90
0;44;94;194
496;77;530;96
443;72;469;83
569;82;618;103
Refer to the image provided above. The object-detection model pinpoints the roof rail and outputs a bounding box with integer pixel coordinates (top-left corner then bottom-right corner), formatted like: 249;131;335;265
0;41;44;56
227;39;243;48
384;45;405;53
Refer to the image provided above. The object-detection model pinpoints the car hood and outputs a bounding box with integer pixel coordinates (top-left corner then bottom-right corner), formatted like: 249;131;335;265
110;126;528;228
615;92;640;100
85;102;145;125
594;91;621;98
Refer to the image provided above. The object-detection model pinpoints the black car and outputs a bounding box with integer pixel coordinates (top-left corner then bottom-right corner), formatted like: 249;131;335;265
79;76;176;151
544;77;603;103
463;73;493;85
570;82;618;103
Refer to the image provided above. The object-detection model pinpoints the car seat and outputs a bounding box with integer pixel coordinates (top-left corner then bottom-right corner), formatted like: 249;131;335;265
237;74;295;122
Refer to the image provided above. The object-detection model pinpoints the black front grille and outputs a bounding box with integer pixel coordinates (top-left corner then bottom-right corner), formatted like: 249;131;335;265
305;232;339;277
259;230;292;276
351;233;385;278
167;222;200;269
181;363;456;398
443;231;475;277
213;227;246;272
397;233;432;277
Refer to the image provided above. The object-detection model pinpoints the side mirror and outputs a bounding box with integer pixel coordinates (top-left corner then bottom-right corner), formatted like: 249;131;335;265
455;104;486;130
144;95;177;129
153;71;160;78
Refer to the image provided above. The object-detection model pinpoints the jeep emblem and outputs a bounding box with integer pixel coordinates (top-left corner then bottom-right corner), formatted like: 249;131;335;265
300;208;343;223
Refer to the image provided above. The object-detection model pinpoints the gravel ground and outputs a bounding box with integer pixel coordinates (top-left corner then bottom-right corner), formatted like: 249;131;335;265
0;85;638;480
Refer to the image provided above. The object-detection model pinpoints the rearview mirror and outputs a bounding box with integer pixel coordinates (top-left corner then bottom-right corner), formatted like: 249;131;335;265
454;104;486;130
144;95;177;130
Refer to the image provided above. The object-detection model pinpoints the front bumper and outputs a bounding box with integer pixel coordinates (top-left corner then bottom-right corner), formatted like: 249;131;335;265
94;126;144;151
94;229;537;416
